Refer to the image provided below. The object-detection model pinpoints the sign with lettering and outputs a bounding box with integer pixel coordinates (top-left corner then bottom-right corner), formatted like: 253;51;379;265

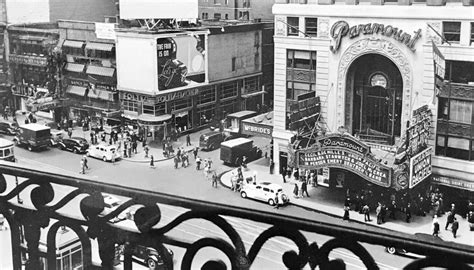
68;78;89;88
330;21;422;53
120;88;199;104
432;175;474;192
9;54;48;67
432;41;445;79
409;147;432;189
241;122;273;138
407;105;431;157
95;22;116;40
296;134;392;187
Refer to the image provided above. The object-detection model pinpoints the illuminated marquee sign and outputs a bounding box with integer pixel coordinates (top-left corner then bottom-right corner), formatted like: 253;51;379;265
120;88;199;103
330;21;422;53
409;147;432;189
296;134;392;187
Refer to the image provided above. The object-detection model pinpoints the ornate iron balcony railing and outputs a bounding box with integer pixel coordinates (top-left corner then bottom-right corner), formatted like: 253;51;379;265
0;161;473;270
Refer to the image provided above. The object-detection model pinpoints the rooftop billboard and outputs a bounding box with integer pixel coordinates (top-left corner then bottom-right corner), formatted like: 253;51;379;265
119;0;198;20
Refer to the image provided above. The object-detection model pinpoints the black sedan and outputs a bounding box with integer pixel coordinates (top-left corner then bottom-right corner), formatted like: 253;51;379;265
58;137;89;154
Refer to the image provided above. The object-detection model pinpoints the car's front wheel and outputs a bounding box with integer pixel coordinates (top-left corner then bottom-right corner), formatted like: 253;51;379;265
86;152;90;157
27;145;33;152
241;192;247;198
147;258;157;268
102;156;107;162
268;199;275;206
73;148;78;154
386;246;396;254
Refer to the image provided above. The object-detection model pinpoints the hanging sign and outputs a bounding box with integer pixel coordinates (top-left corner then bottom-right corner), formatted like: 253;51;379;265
409;147;432;188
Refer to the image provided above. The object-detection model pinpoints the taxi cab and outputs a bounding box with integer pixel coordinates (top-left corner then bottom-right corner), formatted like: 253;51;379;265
240;182;289;206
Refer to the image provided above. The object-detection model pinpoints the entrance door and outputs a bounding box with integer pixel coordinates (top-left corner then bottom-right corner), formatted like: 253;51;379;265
361;85;393;136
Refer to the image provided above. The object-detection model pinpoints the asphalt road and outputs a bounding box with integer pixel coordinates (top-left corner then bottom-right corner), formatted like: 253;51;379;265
0;139;416;269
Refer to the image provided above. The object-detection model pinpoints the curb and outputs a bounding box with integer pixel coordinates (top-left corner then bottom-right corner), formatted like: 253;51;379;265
121;155;174;163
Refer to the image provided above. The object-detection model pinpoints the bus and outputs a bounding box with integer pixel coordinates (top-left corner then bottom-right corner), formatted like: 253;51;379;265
0;138;15;162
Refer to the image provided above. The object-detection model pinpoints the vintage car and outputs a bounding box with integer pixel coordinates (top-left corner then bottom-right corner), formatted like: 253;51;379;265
240;182;289;206
50;130;66;147
86;144;121;162
58;137;89;154
0;121;19;135
130;243;174;269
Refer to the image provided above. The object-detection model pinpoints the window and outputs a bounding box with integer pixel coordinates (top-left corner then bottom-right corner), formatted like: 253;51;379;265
122;100;138;112
225;14;229;20
214;13;221;19
445;60;474;83
443;22;461;43
220;81;238;99
243;0;250;7
286;82;316;100
169;97;192;112
243;76;259;93
287;17;299;36
305;18;318;37
197;86;216;105
231;57;236;71
449;100;473;124
471;23;474;45
197;104;216;125
287;50;317;70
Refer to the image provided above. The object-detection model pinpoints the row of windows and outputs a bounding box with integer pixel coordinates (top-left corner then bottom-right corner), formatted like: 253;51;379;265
286;49;317;101
436;136;474;161
202;13;229;20
441;21;474;44
63;47;115;59
203;0;250;6
287;17;318;37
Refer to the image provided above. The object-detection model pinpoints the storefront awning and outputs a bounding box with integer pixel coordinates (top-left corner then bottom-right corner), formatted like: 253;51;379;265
85;42;114;51
65;63;85;73
88;89;114;101
138;114;172;125
66;85;86;96
86;65;115;77
241;90;266;98
62;40;84;48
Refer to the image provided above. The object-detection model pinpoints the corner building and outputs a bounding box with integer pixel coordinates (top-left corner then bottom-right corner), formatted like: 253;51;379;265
272;1;474;208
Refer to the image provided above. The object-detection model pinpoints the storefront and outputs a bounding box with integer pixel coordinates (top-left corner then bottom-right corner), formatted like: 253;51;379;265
272;3;473;196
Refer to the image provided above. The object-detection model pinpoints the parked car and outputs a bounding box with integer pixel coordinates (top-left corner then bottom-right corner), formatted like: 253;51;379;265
130;243;174;269
240;182;289;206
0;121;19;135
199;131;225;151
87;144;121;162
58;137;89;154
50;130;66;147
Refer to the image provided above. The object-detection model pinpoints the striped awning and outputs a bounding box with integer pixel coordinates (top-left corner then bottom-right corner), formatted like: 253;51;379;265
85;42;114;51
65;63;85;73
86;65;115;77
66;85;86;96
62;40;84;48
88;89;114;101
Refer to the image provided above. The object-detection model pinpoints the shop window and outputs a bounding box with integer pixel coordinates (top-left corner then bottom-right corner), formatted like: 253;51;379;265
449;100;473;124
122;100;138;112
442;21;461;43
471;23;474;45
197;104;216;126
305;18;318;37
63;46;84;56
169;97;192;112
287;50;317;70
197;86;216;105
287;17;299;36
243;76;259;94
87;49;114;59
220;98;238;116
220;81;238;99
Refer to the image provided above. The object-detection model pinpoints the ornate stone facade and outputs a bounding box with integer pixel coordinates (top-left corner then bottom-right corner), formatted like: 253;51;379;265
318;18;330;38
336;38;412;133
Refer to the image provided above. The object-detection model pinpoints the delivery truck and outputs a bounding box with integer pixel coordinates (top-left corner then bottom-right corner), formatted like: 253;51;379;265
220;137;261;166
14;123;51;151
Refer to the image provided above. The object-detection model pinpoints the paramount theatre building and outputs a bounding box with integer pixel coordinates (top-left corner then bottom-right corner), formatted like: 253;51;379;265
272;1;474;210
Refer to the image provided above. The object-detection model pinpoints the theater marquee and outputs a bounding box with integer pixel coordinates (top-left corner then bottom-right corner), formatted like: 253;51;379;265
296;134;392;187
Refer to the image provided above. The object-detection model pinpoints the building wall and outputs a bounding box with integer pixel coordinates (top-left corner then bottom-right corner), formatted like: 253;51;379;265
207;29;261;82
5;0;49;24
251;0;273;21
0;0;6;23
199;0;237;20
49;0;117;23
58;20;115;43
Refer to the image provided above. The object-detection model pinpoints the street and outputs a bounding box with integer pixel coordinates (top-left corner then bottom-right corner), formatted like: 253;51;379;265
0;135;417;269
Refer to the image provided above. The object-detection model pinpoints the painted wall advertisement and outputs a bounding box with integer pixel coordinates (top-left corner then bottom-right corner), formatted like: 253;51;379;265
296;134;392;187
157;34;206;90
408;147;432;189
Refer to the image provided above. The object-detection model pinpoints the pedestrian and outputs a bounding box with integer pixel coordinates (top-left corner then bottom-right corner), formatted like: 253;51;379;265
363;204;371;222
274;192;280;209
149;154;155;168
445;210;455;230
343;205;350;221
211;171;218;188
281;166;287;183
144;146;149;158
79;158;85;174
177;148;181;162
186;134;191;146
376;202;383;224
451;218;459;238
111;149;116;165
381;204;387;224
432;215;440;237
83;155;89;170
196;156;201;170
132;141;138;154
68;127;73;138
193;147;198;160
181;154;186;168
301;180;310;197
406;203;412;223
101;132;106;142
389;200;397;220
174;156;179;169
128;146;132;158
293;183;299;199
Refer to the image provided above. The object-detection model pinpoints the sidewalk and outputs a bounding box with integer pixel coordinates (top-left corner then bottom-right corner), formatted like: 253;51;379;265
12;111;200;163
220;158;474;247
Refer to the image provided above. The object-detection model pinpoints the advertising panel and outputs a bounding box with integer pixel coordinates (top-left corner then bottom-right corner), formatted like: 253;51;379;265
408;147;432;189
241;122;273;138
157;34;206;90
119;0;198;20
406;105;431;158
95;23;116;40
296;134;392;187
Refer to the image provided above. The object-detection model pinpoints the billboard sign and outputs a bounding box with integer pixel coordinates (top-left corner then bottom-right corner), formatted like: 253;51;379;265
241;122;273;138
409;147;432;189
95;23;116;40
119;0;198;20
407;105;431;157
157;34;206;91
